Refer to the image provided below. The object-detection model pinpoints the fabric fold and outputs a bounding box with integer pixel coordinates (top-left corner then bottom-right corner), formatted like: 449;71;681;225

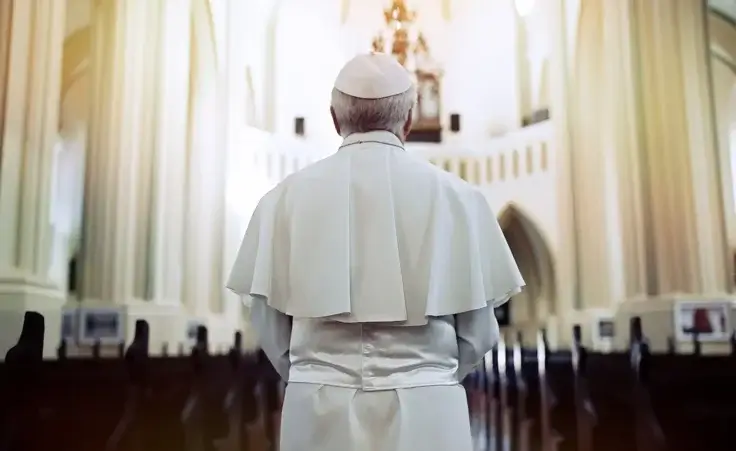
226;131;525;326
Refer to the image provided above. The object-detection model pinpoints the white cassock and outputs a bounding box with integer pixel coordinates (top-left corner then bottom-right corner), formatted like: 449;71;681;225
227;53;524;451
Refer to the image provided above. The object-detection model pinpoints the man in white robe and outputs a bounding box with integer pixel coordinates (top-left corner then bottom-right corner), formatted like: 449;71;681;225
227;52;525;451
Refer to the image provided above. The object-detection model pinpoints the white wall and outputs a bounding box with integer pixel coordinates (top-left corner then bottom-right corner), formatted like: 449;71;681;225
478;123;558;254
408;120;558;254
273;0;345;140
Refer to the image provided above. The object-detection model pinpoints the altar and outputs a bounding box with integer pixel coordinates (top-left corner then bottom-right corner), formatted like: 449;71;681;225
372;0;444;143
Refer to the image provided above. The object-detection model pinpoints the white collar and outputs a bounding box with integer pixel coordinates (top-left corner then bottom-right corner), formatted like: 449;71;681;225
339;131;404;150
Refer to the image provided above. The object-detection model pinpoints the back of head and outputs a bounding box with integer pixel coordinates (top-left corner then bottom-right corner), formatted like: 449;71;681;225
331;53;416;138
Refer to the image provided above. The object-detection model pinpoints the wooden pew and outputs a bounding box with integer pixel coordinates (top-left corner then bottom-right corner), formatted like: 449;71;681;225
3;310;736;451
470;317;736;451
0;312;275;451
510;334;532;451
0;312;49;451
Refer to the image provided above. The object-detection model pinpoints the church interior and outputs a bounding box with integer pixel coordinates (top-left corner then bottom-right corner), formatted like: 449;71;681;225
1;0;736;449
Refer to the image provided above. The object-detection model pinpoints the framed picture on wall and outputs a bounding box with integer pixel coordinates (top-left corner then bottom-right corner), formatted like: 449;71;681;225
674;301;731;342
78;307;125;345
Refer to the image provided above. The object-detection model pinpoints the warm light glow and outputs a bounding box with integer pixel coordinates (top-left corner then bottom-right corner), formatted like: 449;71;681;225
515;0;536;17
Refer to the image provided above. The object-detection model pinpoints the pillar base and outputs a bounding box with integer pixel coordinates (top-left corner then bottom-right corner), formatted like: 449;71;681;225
0;272;66;359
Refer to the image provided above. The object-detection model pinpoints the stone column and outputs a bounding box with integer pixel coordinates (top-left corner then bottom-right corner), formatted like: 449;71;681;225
520;7;551;116
182;0;228;322
79;0;214;352
624;0;730;296
545;0;580;342
615;0;731;352
80;0;161;306
149;0;193;307
565;0;629;311
574;0;727;298
0;0;67;358
222;0;249;324
558;0;730;348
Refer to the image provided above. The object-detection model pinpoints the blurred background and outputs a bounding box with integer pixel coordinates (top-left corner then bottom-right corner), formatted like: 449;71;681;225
0;0;735;449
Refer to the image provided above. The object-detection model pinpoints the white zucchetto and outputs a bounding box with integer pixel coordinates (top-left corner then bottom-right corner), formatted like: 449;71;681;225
333;53;413;99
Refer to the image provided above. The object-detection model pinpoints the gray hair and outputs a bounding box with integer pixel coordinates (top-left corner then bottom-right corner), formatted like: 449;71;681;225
330;86;417;137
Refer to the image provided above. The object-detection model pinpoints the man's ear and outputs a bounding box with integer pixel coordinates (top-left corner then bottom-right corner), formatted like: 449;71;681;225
402;109;413;139
331;107;341;136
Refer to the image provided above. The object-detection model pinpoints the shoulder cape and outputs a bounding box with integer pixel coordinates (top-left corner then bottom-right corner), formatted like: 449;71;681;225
226;144;524;326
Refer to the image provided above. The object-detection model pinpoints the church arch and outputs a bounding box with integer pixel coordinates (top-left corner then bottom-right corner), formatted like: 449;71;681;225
497;203;557;329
